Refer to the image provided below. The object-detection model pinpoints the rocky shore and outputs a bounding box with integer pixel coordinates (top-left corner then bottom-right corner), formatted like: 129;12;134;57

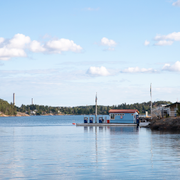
16;112;30;117
148;117;180;130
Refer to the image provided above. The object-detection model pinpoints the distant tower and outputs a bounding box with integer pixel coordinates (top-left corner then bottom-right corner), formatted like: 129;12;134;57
31;98;33;105
13;93;15;105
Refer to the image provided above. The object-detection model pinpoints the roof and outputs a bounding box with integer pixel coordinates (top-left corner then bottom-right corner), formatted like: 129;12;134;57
165;102;180;107
109;109;139;114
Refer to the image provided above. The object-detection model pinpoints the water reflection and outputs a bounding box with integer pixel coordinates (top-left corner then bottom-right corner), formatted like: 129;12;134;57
89;126;93;132
108;126;139;134
2;116;180;179
84;126;139;134
150;130;180;161
84;127;88;132
99;126;103;132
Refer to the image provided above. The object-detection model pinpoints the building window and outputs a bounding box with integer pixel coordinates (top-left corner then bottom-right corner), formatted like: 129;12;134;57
111;114;115;119
114;113;124;117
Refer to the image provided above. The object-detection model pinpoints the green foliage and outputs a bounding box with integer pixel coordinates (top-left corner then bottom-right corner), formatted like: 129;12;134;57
16;101;171;115
16;104;61;115
0;99;17;116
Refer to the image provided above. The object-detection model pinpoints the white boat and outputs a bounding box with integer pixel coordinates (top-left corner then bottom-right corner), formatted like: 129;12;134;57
139;121;150;127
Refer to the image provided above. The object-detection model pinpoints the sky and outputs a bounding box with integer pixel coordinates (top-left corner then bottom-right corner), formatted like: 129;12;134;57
0;0;180;107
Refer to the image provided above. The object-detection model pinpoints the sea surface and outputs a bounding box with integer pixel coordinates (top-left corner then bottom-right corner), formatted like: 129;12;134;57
0;115;180;180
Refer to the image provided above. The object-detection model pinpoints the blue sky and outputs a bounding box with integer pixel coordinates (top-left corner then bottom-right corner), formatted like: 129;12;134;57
0;0;180;107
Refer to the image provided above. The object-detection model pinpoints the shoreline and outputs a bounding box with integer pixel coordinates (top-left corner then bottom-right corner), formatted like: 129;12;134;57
0;112;66;117
148;117;180;131
0;113;108;117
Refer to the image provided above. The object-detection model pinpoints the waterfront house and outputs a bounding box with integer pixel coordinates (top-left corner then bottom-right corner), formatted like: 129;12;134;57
152;104;170;118
109;109;139;124
165;102;180;117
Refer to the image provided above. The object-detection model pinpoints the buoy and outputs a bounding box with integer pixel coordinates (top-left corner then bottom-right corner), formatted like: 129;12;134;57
72;123;76;125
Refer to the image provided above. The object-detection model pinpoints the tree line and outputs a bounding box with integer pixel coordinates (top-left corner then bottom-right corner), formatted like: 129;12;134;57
0;98;173;116
16;100;171;115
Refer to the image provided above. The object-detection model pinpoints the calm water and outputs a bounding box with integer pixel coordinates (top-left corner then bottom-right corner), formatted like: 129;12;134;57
0;115;180;180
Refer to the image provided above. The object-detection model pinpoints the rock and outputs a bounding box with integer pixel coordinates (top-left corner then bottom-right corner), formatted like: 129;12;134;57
148;117;180;130
16;112;29;117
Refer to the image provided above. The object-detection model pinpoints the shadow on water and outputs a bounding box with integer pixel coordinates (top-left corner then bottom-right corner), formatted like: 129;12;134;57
151;129;180;135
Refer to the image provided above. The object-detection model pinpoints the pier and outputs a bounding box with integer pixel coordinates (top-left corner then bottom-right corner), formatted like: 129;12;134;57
76;123;137;126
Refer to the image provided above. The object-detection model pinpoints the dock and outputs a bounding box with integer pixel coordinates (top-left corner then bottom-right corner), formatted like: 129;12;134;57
76;123;137;126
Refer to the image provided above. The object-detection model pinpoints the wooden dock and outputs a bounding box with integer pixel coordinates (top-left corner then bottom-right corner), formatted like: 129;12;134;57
76;123;137;126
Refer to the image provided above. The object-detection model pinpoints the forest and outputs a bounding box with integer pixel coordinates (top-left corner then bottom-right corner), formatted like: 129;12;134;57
16;101;171;115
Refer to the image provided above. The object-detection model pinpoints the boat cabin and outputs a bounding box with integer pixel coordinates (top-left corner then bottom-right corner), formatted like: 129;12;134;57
109;109;139;124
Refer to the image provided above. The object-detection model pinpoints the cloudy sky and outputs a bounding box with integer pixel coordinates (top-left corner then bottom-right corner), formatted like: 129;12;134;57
0;0;180;107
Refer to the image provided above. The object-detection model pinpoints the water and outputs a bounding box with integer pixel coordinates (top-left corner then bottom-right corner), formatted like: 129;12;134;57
0;115;180;179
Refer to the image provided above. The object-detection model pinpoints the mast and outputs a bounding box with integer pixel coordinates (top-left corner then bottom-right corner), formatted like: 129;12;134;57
95;92;97;123
150;83;152;119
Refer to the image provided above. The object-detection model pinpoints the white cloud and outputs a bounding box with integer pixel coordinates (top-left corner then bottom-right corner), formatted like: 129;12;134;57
29;40;46;52
0;34;31;60
45;39;82;53
0;34;30;60
101;37;117;47
154;40;173;46
0;34;82;60
162;61;180;72
122;67;156;73
29;38;82;53
7;34;31;49
0;47;26;60
173;0;180;6
0;37;4;44
144;40;150;46
87;66;110;76
152;32;180;46
155;32;180;41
